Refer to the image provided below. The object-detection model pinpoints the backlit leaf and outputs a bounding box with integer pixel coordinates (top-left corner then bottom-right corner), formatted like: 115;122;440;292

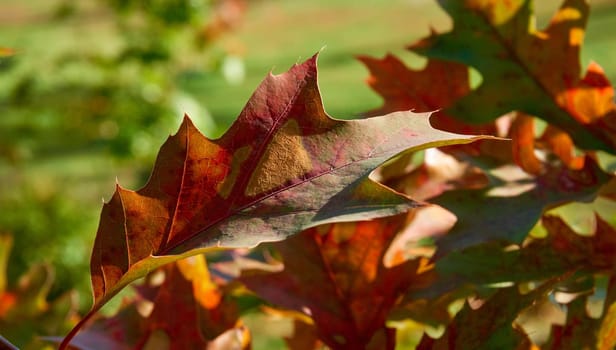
66;255;248;350
240;216;430;349
545;296;598;350
432;156;610;256
410;0;616;152
358;54;497;137
417;281;557;350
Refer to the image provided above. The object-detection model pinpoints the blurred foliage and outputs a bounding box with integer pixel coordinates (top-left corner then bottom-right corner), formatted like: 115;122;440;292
0;235;78;350
0;0;245;313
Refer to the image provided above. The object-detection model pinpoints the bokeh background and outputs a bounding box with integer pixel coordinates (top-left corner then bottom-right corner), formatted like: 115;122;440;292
1;0;615;344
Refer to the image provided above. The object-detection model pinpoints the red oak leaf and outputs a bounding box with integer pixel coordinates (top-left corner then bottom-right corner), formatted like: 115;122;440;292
240;217;431;350
62;53;485;347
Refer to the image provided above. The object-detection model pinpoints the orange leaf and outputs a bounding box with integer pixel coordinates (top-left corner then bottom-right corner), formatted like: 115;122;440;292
510;112;543;175
410;0;616;152
359;54;498;137
241;216;427;349
67;256;247;350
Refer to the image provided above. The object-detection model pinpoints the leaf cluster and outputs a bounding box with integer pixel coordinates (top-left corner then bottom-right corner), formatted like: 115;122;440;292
3;0;616;349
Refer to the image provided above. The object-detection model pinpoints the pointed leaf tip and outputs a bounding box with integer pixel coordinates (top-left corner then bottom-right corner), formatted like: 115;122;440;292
63;53;491;348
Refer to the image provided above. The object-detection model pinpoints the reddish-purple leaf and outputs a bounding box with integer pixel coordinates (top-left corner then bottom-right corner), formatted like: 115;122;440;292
62;53;486;347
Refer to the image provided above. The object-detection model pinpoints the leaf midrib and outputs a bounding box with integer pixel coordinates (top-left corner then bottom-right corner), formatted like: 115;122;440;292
471;4;580;121
160;74;309;254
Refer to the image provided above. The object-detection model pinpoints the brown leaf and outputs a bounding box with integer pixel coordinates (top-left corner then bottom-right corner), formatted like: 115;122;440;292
541;214;616;271
431;155;610;256
510;112;544;175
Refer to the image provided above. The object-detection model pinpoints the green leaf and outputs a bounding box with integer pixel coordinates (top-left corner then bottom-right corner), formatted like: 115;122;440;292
432;157;609;256
417;280;557;350
410;0;616;152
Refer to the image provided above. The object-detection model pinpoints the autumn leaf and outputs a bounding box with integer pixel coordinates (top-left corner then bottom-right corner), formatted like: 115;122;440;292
409;0;616;152
539;214;616;271
598;277;616;350
416;281;556;350
61;52;486;347
357;55;468;118
398;215;616;339
65;255;248;350
378;148;490;201
544;295;599;350
510;112;545;175
240;216;429;350
431;156;610;256
510;111;586;175
409;214;616;346
284;320;323;350
423;212;615;301
358;54;497;137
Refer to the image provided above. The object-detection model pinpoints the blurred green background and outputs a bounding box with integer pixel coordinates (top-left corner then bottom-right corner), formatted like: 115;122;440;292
1;0;615;339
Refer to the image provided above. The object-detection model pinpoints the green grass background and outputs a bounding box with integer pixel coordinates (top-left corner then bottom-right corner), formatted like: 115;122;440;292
0;0;615;347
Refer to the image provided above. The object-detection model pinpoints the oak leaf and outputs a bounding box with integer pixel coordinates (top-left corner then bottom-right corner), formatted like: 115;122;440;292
432;156;609;256
545;295;598;350
62;53;485;346
541;214;616;271
409;0;616;152
240;217;428;350
358;54;497;137
416;281;556;350
425;213;615;301
65;255;248;350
